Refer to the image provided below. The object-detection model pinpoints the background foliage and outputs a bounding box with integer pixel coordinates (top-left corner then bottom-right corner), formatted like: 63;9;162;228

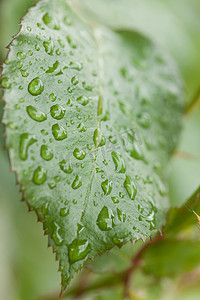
0;0;200;300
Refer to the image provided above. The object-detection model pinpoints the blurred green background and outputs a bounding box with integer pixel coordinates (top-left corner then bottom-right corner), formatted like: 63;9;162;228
0;0;200;300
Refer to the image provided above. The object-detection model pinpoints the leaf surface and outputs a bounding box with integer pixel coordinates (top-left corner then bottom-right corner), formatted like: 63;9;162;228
1;0;183;291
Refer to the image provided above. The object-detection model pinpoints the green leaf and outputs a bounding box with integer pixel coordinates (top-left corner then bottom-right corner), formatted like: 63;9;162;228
1;0;183;292
165;186;200;235
141;238;200;278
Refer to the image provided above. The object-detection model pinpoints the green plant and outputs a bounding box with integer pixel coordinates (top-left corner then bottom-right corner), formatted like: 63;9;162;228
1;1;200;299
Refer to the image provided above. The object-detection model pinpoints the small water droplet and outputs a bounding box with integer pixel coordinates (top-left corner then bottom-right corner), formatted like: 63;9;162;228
43;40;55;55
28;77;44;95
32;166;47;185
17;61;23;69
77;123;86;132
53;222;64;245
1;77;11;89
52;123;67;140
101;179;112;195
60;206;69;217
21;69;29;77
82;81;93;91
76;96;89;106
50;104;65;120
137;112;151;128
138;203;157;230
117;208;126;222
59;160;73;174
66;36;77;49
43;13;60;30
7;122;18;130
49;93;57;102
17;51;26;59
124;176;137;200
63;16;72;26
35;44;40;51
41;129;48;135
73;148;86;160
68;239;91;264
71;75;79;85
111;152;126;173
111;196;119;204
26;105;47;122
93;129;106;147
41;145;53;161
19;133;37;160
72;175;82;189
96;206;114;231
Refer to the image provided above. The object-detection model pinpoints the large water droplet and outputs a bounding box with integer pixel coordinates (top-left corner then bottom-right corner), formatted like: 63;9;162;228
41;145;53;161
111;152;126;173
68;239;91;264
19;133;37;160
52;123;67;140
32;166;47;185
72;175;82;190
28;77;44;95
124;176;137;200
42;13;60;30
97;206;114;231
53;222;64;245
101;179;112;195
50;104;65;120
43;40;55;55
26;105;47;122
73;148;86;160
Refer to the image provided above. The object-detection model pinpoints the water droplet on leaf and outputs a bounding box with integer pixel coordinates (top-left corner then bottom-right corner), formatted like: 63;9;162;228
32;166;47;185
41;145;53;161
50;104;65;120
72;175;82;190
124;176;137;200
19;133;37;160
52;123;67;140
28;77;44;95
97;206;114;231
26;105;47;122
73;148;86;160
101;179;112;195
68;239;91;264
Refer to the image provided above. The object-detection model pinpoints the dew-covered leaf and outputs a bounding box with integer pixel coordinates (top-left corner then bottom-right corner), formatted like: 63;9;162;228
1;0;183;292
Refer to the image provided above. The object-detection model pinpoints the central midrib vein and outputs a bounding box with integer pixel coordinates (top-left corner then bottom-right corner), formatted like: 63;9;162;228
80;27;103;223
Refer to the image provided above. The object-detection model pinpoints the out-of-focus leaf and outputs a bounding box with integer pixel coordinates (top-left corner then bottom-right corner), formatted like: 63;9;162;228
165;187;200;235
141;239;200;278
